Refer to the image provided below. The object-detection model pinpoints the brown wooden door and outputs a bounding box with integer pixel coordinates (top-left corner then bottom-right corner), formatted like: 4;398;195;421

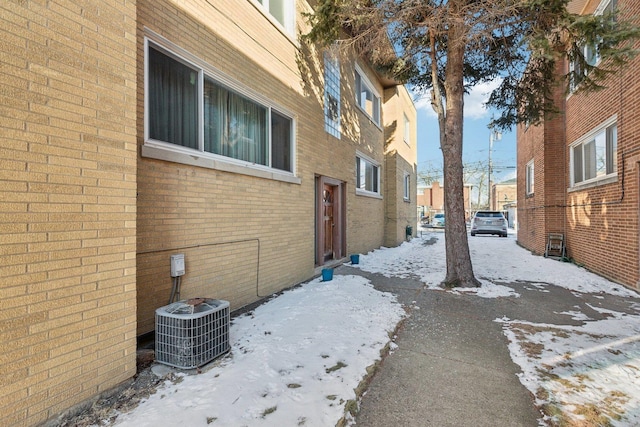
323;184;335;261
316;176;344;266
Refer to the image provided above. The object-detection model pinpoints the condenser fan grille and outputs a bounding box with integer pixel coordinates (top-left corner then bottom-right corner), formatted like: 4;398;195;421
155;298;230;369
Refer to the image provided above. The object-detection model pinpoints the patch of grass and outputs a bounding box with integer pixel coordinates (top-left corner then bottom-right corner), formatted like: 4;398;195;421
344;399;358;417
206;416;217;424
545;370;592;393
261;406;277;418
556;361;574;368
535;386;549;402
556;377;578;390
536;368;564;385
572;403;613;427
538;401;566;425
287;383;301;389
297;416;307;425
325;361;347;373
610;390;628;399
539;387;628;426
326;395;337;401
601;391;628;421
521;341;545;358
573;373;591;383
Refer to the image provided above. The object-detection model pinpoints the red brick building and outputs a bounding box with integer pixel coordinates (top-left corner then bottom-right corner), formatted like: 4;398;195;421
517;0;640;290
417;182;472;220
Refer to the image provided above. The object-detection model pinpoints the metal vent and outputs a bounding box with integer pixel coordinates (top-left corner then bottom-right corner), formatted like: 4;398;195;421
155;298;230;369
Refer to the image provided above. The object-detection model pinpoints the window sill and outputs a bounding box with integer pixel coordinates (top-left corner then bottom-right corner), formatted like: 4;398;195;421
569;174;617;192
142;144;301;185
356;188;383;199
355;105;382;130
247;0;297;46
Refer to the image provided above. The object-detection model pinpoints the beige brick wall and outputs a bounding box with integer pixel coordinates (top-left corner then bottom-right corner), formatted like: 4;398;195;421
136;0;396;334
0;1;137;426
492;183;516;210
344;59;388;256
383;86;418;246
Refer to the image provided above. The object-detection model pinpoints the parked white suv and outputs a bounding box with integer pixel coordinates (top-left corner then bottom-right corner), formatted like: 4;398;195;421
470;211;508;237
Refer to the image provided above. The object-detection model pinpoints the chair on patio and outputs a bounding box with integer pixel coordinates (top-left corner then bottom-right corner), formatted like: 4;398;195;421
544;233;566;260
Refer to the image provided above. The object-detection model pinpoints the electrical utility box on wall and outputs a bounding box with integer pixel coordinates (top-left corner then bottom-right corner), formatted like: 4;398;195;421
170;253;185;277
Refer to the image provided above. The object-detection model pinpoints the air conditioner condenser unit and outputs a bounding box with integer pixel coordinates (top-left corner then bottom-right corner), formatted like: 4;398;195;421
155;298;230;369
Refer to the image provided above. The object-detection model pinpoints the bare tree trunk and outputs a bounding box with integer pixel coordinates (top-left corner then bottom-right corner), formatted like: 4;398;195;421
441;7;480;288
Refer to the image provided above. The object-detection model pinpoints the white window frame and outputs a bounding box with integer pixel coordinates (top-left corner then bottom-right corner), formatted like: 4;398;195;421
569;44;598;92
142;33;299;184
354;64;381;126
324;52;341;139
595;0;617;18
569;116;617;188
356;151;381;198
253;0;295;35
403;114;411;145
525;160;534;195
569;0;617;92
403;172;411;201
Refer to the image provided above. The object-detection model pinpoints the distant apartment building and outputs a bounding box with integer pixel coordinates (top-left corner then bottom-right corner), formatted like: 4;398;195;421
0;1;418;425
517;0;640;289
491;178;517;211
417;181;472;220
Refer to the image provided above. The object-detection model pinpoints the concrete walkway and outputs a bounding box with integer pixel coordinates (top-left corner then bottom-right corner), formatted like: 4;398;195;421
337;262;640;426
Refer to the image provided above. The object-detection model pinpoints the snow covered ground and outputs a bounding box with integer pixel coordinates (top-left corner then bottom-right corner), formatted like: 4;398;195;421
106;231;640;427
110;276;404;427
358;232;640;426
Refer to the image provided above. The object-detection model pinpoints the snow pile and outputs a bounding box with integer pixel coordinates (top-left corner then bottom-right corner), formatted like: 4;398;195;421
104;231;640;427
356;233;635;297
112;276;404;427
355;232;640;426
498;307;640;426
